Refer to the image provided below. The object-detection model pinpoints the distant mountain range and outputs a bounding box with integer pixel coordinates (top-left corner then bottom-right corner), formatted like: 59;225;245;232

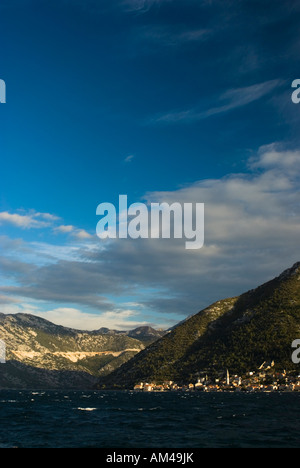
0;313;165;389
97;262;300;389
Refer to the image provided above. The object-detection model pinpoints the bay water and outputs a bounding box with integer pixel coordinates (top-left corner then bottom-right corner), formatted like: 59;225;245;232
0;390;299;448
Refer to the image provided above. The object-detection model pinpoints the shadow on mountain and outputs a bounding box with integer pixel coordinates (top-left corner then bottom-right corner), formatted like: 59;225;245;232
0;360;98;390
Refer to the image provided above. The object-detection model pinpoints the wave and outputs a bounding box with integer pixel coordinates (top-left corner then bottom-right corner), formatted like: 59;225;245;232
76;407;97;412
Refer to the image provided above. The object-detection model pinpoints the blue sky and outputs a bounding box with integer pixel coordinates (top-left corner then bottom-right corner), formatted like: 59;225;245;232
1;0;300;330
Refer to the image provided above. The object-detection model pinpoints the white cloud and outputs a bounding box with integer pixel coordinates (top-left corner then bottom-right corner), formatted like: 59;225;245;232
30;307;151;331
34;212;60;222
55;225;74;234
0;209;93;243
73;229;93;240
147;145;300;247
0;211;50;229
1;144;300;328
36;308;102;331
54;224;92;240
249;143;300;173
0;301;40;316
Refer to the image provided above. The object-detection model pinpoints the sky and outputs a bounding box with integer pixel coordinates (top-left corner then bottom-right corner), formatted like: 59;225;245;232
0;0;300;330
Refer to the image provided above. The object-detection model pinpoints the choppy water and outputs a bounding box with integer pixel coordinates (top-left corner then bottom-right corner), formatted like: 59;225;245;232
0;390;299;448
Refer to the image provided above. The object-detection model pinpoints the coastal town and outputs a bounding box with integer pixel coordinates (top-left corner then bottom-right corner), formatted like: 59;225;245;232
133;361;300;393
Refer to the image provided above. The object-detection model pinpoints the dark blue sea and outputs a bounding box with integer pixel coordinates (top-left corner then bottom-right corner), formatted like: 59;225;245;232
0;390;299;448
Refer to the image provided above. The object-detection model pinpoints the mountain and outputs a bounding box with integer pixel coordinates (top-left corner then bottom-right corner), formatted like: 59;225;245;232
94;325;165;343
2;261;300;390
0;314;163;389
127;326;166;344
97;262;300;389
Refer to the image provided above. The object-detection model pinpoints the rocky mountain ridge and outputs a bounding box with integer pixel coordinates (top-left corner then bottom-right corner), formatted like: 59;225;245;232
0;313;164;389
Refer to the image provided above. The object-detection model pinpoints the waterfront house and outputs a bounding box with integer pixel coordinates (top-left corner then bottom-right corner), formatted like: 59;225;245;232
144;384;153;392
134;383;144;392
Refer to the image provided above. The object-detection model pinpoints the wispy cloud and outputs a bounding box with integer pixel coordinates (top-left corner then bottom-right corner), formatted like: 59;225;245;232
138;25;211;47
153;79;285;124
124;154;135;163
0;294;20;305
121;0;172;13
